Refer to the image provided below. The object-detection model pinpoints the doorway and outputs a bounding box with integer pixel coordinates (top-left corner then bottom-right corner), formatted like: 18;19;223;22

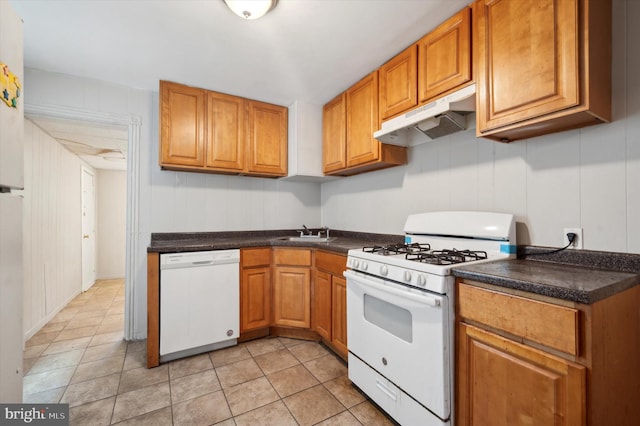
81;166;96;292
25;103;141;340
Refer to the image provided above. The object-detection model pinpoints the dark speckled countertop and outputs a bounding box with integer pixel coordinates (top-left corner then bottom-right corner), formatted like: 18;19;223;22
147;229;404;255
149;233;640;305
453;246;640;304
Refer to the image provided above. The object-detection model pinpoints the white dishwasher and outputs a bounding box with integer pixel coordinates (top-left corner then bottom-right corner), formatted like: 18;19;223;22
160;249;239;362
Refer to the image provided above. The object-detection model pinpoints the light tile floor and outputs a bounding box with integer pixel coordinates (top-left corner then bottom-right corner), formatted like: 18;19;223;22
23;279;396;425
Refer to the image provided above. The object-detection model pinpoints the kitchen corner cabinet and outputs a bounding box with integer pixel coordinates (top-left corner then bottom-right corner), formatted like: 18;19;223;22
456;281;640;426
323;72;407;176
313;250;348;358
160;80;288;177
272;248;311;328
474;0;611;142
240;248;271;333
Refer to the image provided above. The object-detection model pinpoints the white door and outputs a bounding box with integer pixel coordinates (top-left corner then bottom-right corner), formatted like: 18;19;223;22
81;167;96;291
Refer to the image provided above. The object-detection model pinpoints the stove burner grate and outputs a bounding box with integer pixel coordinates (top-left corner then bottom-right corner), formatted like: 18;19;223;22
362;243;431;256
406;248;488;265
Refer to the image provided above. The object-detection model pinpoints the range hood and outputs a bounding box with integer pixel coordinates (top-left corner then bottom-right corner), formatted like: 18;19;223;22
374;83;476;146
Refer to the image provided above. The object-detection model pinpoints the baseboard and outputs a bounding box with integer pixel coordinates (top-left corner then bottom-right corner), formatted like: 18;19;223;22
23;289;81;342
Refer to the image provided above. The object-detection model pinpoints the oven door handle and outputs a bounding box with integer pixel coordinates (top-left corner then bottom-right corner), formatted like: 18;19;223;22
344;269;441;308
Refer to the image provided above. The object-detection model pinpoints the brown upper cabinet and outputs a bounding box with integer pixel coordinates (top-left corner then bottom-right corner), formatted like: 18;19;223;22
378;45;418;120
378;7;472;121
323;71;407;176
160;80;288;177
474;0;611;142
160;81;206;168
417;7;472;104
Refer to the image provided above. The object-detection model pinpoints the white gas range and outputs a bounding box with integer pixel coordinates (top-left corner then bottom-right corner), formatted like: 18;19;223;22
345;211;516;426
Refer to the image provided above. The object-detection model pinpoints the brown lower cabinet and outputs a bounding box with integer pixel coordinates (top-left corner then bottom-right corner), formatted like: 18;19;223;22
272;248;312;329
456;281;640;426
313;250;348;358
240;248;271;332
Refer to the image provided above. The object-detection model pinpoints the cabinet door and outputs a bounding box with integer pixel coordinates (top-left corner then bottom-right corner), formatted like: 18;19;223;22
206;91;245;172
379;45;417;120
240;266;271;332
160;81;206;167
475;0;579;133
331;276;348;358
273;267;311;328
457;323;585;426
313;270;332;340
247;100;288;176
322;93;347;174
418;7;471;103
346;71;380;167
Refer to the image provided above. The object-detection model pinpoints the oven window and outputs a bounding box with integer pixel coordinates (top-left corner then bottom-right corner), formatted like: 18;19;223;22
363;294;412;343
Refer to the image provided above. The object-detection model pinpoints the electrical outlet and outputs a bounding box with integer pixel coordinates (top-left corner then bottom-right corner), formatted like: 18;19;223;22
563;228;583;249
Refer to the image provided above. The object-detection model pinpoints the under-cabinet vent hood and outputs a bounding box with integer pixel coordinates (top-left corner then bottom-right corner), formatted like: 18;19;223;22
374;83;476;146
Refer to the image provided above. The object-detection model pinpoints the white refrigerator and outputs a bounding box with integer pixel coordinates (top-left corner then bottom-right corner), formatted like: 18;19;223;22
0;0;24;402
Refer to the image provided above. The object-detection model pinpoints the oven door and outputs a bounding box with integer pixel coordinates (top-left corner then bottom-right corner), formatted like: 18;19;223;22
345;269;450;420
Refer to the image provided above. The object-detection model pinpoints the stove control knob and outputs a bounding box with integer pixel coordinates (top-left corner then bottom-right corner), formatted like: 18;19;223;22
403;271;412;282
418;275;427;287
361;261;368;271
380;265;388;277
353;260;360;269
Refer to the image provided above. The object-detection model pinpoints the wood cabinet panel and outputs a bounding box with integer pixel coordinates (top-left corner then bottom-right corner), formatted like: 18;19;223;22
476;0;578;130
160;81;206;167
273;267;311;328
315;250;347;276
241;247;271;268
247;100;288;176
457;323;585;426
313;270;332;340
418;7;471;103
346;71;380;167
379;45;418;120
322;93;347;174
240;248;272;333
206;91;244;171
241;267;271;331
147;252;160;368
458;283;579;355
273;248;311;267
331;275;348;358
474;0;611;141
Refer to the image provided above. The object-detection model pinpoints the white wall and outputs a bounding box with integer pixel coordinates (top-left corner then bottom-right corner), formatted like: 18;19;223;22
23;120;88;338
322;0;640;255
96;169;126;279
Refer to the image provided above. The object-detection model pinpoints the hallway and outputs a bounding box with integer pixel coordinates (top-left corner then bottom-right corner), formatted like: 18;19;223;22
22;279;394;425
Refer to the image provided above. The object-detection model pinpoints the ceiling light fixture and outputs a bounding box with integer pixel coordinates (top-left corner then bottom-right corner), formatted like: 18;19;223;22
223;0;277;20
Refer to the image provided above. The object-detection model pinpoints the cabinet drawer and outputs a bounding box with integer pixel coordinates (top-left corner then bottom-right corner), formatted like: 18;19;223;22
241;248;271;267
315;251;346;276
273;248;312;266
458;283;579;355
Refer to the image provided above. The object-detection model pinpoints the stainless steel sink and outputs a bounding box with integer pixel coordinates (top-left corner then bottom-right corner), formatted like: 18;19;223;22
277;236;336;242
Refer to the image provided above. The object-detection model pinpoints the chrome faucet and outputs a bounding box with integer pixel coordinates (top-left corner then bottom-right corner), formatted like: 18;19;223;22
321;226;330;239
301;225;312;236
